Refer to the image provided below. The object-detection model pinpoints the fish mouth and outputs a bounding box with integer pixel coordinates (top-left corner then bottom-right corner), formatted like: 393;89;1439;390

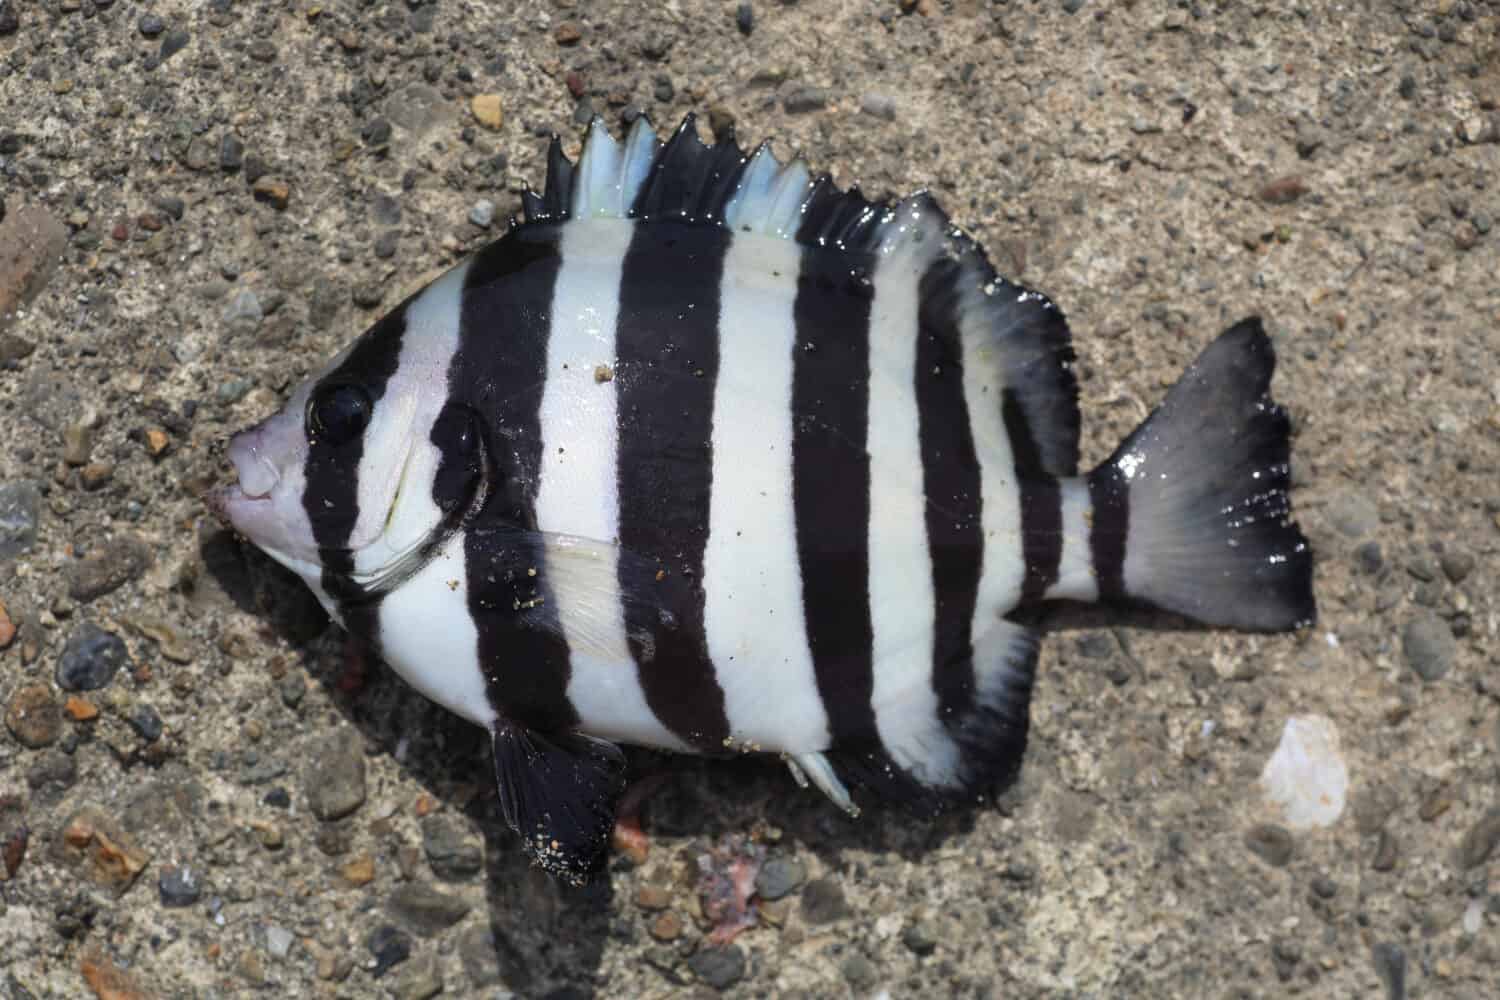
205;425;283;527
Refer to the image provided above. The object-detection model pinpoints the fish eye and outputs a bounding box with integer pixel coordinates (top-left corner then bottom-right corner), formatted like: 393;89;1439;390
306;381;373;446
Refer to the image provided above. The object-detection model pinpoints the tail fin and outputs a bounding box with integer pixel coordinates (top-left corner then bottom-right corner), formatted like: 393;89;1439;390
1085;318;1316;631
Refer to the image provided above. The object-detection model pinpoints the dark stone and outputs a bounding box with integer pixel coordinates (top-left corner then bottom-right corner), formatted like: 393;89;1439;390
26;749;77;790
754;856;805;901
373;230;399;259
158;864;202;907
0;481;41;561
137;12;164;36
242;155;269;184
367;925;411;979
421;814;482;881
129;704;164;743
5;684;61;748
688;945;745;991
56;623;129;691
158;29;190;64
371;194;402;225
902;920;938;956
362;118;392;146
1403;613;1457;682
841;953;877;989
66;537;151;602
0;1;17;36
1355;541;1383;574
799;876;849;924
735;3;753;34
219;134;244;172
304;730;366;821
263;787;291;809
1370;942;1406;1000
1458;809;1500;869
153;196;185;220
387;882;472;936
1244;823;1294;867
783;86;829;114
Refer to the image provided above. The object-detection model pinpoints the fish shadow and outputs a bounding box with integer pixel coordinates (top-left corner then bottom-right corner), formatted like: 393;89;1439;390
198;526;1218;995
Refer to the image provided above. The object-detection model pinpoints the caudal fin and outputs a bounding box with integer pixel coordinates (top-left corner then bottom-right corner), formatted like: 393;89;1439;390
1086;318;1316;632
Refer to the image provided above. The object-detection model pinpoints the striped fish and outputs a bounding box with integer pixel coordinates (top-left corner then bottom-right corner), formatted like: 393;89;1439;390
210;114;1316;884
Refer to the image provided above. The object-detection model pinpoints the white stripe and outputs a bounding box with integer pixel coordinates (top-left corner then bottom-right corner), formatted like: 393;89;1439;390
535;218;687;751
377;530;496;727
864;211;958;783
1046;478;1099;602
352;259;473;580
701;232;829;753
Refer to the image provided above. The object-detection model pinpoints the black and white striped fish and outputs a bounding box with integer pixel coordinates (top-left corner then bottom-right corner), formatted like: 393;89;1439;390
210;114;1316;884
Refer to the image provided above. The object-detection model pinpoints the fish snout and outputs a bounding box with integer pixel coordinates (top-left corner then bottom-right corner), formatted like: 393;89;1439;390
226;425;283;500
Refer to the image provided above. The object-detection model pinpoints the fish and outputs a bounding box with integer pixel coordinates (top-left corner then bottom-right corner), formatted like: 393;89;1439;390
209;113;1316;885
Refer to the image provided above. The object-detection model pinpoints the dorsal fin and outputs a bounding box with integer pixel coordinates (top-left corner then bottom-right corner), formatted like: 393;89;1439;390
527;114;1080;476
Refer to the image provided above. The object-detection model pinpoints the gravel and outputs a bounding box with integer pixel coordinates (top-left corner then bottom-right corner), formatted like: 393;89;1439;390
55;624;129;691
303;731;366;821
0;481;40;561
1402;613;1457;681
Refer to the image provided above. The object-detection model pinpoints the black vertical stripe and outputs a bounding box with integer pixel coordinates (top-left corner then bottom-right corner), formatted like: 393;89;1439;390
453;227;580;733
614;222;732;750
1088;463;1130;602
915;262;985;730
1002;389;1064;604
302;304;409;647
790;245;878;749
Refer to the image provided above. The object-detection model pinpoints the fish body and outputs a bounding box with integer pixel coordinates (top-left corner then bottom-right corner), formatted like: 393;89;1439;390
212;115;1316;883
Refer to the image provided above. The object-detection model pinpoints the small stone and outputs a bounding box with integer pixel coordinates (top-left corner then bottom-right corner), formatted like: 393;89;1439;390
783;86;829;114
361;118;392;147
799;876;849;924
129;704;163;743
158;28;190;64
56;623;129;691
4;825;29;880
374;230;399;259
304;730;366;820
368;926;411;979
143;428;171;458
1062;0;1087;12
1244;823;1294;867
859;93;898;121
387;882;472;936
1440;550;1475;583
1258;175;1309;205
252;178;290;210
340;852;375;886
593;364;614;383
154;196;185;222
1398;74;1417;99
5;683;61;748
1370;942;1406;1000
471;94;503;130
78;463;113;491
63;421;94;466
1371;830;1399;871
63;696;98;722
222;289;263;329
0;599;15;649
841;953;878;989
158;864;201;907
902;919;939;956
754;856;805;901
1355;541;1383;574
1403;613;1457;682
635;884;671;910
1294;123;1324;159
220;134;244;172
688;945;745;991
735;3;753;35
56;807;150;897
554;22;582;45
1458;809;1500;868
67;538;150;602
468;200;496;229
421;814;482;881
393;955;442;1000
79;947;146;1000
0;482;42;561
353;284;385;310
264;925;295;959
648;911;682;941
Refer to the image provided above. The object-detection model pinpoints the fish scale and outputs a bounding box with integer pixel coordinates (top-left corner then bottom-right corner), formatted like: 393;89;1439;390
210;113;1317;885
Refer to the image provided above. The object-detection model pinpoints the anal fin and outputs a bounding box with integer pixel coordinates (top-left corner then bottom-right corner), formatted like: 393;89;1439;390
491;723;627;886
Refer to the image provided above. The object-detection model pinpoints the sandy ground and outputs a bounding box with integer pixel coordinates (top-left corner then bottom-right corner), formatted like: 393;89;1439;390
2;1;1499;997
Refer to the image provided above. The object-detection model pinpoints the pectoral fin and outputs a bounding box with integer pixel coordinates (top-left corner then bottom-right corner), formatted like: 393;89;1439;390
491;722;627;886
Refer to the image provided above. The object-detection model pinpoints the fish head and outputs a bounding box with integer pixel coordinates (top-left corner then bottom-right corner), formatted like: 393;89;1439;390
210;287;487;598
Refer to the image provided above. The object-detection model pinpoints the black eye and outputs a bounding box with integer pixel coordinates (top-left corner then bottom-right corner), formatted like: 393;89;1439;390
307;382;373;446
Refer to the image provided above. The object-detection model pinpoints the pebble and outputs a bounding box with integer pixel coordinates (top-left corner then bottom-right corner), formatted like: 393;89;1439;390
368;925;412;979
841;953;878;989
1355;541;1383;574
5;683;61;748
1062;0;1088;12
304;730;366;821
754;856;806;900
0;1;17;36
56;623;129;691
0;482;41;561
469;200;496;229
1244;823;1294;867
471;94;503;130
0;206;68;336
0;598;14;649
137;13;164;37
387;882;472;936
222;289;263;329
1458;809;1500;868
1327;491;1378;539
736;3;753;35
902;919;939;956
688;945;745;991
555;22;582;44
421;814;483;881
859;93;898;121
1402;613;1456;682
1370;941;1406;1000
1371;829;1398;871
784;86;829;114
158;864;201;907
220;134;244;172
393;954;442;1000
58;807;150;897
385;84;456;139
340;852;375;886
799;876;849;924
252;177;291;211
66;537;150;602
374;231;399;259
129;704;163;743
648;911;681;941
1440;549;1475;583
63;421;94;466
158;28;190;64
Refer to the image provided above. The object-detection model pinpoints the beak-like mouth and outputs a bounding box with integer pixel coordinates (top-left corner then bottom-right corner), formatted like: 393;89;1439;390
205;427;282;524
